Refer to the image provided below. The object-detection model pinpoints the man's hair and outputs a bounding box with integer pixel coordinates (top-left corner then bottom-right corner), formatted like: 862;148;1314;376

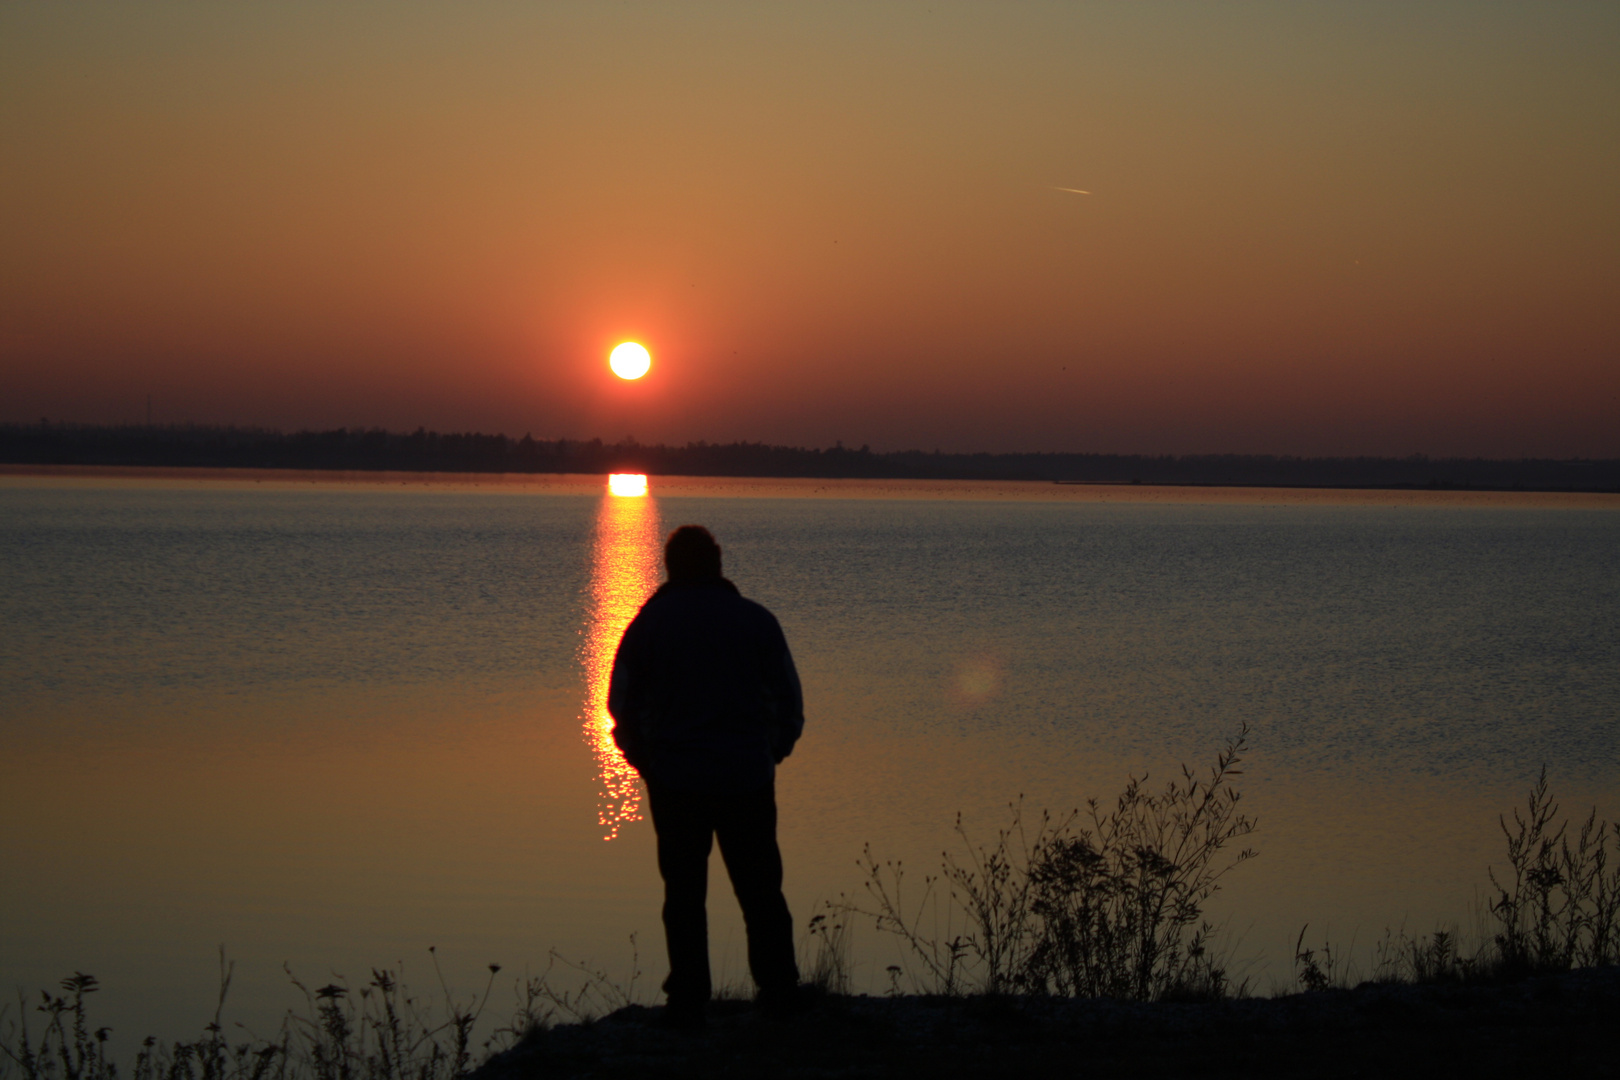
665;525;722;581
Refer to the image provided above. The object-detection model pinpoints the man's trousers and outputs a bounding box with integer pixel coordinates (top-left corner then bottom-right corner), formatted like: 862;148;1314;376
644;780;799;1004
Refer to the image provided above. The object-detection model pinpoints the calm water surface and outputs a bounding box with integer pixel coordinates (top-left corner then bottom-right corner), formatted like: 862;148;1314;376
2;475;1617;1042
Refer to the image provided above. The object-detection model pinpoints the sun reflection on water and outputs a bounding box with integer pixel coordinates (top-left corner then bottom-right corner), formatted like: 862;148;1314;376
607;472;648;497
580;474;660;839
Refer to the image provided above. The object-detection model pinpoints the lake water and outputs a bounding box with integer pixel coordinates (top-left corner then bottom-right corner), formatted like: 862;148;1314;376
2;471;1617;1045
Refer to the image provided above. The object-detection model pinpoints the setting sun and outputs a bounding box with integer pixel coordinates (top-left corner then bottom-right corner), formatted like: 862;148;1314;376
609;342;651;380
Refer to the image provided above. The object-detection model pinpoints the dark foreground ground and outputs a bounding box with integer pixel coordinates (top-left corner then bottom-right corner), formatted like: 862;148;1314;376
473;967;1618;1079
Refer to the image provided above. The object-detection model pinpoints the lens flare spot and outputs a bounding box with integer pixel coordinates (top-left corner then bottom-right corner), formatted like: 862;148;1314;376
949;655;1005;707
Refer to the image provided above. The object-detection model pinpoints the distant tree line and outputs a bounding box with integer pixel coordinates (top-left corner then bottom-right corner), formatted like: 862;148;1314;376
3;421;1617;491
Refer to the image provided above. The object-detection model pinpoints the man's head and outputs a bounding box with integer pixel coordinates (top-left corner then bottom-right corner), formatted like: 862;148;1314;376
664;525;722;582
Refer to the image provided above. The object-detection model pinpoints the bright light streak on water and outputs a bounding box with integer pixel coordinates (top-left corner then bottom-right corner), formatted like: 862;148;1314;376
580;475;660;839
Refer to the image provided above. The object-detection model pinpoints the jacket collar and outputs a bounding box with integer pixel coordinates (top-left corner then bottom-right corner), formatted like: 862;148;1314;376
651;576;740;600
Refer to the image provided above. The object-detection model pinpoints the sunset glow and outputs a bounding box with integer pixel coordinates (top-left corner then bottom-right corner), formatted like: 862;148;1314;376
3;5;1617;457
579;474;661;839
609;343;651;381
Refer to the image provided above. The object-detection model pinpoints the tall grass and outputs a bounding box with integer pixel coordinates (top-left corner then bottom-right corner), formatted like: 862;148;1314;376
851;736;1620;1001
801;913;851;996
844;726;1258;1000
1488;767;1620;974
1291;766;1620;992
0;945;645;1080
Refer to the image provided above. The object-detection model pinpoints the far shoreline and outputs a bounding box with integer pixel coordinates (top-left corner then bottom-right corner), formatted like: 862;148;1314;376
5;462;1619;509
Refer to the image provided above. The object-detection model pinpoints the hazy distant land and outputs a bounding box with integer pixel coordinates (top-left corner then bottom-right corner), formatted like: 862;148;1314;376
4;422;1618;492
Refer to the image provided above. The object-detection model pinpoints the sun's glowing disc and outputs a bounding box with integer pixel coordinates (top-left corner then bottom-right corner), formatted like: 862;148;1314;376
608;473;648;497
609;342;651;380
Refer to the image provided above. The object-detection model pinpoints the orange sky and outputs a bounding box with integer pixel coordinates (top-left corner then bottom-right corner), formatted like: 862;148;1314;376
3;2;1617;456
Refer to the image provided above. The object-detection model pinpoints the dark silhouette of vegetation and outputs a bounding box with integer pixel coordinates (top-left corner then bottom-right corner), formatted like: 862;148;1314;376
5;763;1617;1080
0;944;633;1080
1290;767;1620;994
843;727;1257;1000
841;734;1618;1004
5;421;1618;491
1488;768;1620;975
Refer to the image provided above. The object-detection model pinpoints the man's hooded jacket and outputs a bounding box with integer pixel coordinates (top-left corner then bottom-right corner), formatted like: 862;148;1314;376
607;577;803;792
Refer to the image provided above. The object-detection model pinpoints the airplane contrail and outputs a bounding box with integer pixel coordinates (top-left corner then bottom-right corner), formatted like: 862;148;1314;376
1052;186;1092;195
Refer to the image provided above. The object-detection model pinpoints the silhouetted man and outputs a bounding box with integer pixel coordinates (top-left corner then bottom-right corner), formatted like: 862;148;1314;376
608;525;803;1028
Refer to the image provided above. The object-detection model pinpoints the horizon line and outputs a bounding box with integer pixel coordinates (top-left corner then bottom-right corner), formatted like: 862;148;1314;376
3;419;1617;467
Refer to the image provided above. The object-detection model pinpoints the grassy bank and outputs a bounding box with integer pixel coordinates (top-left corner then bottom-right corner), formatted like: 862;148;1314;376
474;968;1620;1079
6;738;1615;1080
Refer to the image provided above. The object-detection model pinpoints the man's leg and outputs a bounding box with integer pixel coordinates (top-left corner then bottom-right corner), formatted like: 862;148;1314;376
714;782;799;998
645;784;715;1011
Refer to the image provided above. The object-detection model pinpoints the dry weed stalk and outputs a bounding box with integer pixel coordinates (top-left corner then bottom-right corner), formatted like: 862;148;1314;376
0;946;628;1080
1488;767;1620;974
846;725;1258;1001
